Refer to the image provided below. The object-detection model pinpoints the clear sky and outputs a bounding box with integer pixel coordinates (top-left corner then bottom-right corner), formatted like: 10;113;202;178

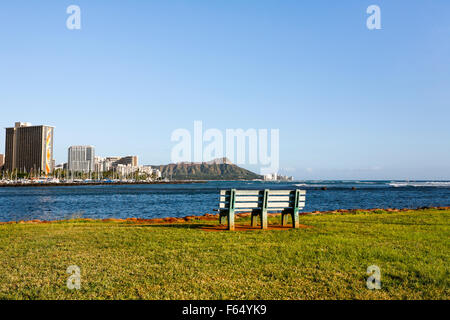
0;0;449;180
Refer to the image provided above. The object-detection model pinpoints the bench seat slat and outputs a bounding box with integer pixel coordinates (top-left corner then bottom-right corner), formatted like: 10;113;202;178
220;202;263;209
235;196;262;202
235;208;260;212
219;202;228;208
267;202;291;208
220;196;264;203
234;202;261;208
235;190;261;196
222;189;305;196
267;196;291;202
221;194;306;206
268;190;293;196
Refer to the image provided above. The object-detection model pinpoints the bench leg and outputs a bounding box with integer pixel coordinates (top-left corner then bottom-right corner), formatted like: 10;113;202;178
251;213;258;227
219;214;226;225
281;213;288;226
292;210;299;229
260;189;269;229
227;211;235;231
261;210;268;230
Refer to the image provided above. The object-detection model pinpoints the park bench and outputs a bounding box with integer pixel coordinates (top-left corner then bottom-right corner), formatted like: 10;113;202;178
217;189;306;231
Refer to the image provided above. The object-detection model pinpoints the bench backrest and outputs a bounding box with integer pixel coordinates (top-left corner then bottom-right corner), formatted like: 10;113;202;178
219;189;306;212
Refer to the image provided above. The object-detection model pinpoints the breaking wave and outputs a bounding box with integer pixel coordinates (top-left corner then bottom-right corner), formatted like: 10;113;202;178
389;181;450;188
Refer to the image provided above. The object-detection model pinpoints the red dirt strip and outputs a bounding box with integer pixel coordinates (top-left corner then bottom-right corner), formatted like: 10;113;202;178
1;206;448;226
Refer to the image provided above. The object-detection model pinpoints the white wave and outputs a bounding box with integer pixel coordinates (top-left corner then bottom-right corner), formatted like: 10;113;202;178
295;183;332;187
389;181;450;187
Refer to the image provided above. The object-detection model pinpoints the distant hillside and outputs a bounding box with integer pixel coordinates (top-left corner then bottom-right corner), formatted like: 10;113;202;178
153;159;262;180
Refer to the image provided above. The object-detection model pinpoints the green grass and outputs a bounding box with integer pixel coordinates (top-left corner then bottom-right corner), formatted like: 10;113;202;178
0;209;448;300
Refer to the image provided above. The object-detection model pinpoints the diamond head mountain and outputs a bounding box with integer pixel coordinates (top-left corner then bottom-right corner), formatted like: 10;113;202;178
153;158;262;181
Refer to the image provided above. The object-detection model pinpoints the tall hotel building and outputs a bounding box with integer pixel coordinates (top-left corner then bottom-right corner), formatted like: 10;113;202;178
0;154;4;170
4;122;54;174
68;146;95;173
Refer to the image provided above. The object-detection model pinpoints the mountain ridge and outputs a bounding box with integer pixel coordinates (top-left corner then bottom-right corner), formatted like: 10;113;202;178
152;159;262;180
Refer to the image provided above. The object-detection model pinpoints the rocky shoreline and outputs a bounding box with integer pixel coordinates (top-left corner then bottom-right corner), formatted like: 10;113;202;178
1;206;449;225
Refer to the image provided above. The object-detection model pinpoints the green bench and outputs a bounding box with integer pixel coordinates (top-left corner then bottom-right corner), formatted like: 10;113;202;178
217;189;306;231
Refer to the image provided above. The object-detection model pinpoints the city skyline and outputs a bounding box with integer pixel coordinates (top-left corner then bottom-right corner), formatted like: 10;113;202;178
0;1;449;179
2;118;450;181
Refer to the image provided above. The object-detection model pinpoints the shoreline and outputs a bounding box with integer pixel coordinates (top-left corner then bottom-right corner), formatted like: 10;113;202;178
0;180;207;188
1;206;449;225
0;179;277;187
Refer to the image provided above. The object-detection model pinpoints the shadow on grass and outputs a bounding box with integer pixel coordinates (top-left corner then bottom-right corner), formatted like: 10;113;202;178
130;223;310;232
336;219;446;226
131;223;213;230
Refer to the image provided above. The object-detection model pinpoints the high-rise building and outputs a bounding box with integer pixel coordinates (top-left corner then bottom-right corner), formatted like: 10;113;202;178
68;146;95;173
4;122;54;174
115;156;138;167
0;154;4;171
94;156;139;172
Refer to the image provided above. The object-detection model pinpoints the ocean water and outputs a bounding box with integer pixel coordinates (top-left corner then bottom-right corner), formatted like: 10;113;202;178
0;180;449;222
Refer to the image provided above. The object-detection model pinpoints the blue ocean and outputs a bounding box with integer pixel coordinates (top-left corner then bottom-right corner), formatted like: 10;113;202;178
0;180;449;222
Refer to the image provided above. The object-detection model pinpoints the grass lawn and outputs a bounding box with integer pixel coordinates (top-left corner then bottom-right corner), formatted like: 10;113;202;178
0;208;448;300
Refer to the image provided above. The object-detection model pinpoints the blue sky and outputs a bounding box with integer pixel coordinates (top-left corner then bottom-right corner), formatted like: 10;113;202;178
0;0;449;179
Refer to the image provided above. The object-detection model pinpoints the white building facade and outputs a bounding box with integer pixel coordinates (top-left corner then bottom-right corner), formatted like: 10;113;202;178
68;146;95;173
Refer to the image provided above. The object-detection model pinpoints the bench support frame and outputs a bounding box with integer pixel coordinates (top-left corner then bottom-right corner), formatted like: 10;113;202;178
281;189;301;229
250;189;269;230
219;189;236;231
